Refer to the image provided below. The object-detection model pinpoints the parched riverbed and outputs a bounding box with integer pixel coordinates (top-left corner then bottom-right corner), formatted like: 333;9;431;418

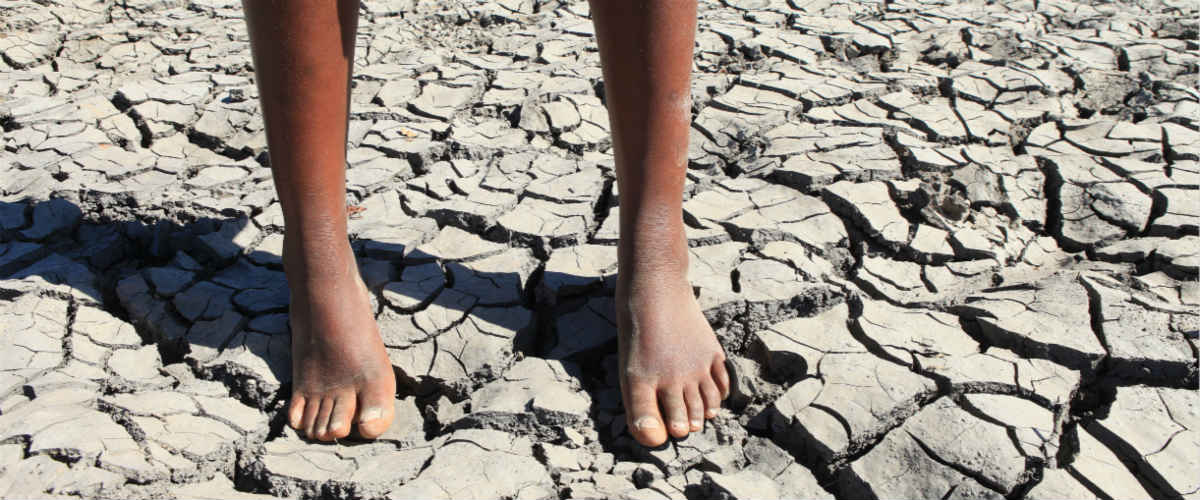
1;0;1197;498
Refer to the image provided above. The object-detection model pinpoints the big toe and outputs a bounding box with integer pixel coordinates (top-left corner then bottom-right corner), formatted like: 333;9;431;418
355;384;395;439
625;382;668;447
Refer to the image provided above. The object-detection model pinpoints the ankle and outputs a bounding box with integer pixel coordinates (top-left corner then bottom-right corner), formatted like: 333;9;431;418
616;248;691;298
617;227;689;281
282;234;356;283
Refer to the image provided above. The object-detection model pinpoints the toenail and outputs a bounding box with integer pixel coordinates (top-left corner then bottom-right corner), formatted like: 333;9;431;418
359;407;383;423
633;416;659;431
706;408;717;418
328;421;342;432
691;419;702;428
670;421;688;431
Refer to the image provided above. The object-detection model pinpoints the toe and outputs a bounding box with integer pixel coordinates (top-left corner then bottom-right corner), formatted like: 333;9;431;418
300;394;321;439
660;388;690;439
356;405;391;439
684;384;704;432
625;381;668;447
700;377;721;419
326;394;355;440
355;380;396;439
712;357;731;399
288;394;307;431
312;397;335;441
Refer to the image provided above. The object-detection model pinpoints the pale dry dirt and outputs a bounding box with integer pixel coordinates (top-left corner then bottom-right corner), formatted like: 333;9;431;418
0;0;1198;498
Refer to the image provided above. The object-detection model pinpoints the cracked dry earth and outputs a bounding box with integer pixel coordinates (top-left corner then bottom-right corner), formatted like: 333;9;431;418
1;0;1198;498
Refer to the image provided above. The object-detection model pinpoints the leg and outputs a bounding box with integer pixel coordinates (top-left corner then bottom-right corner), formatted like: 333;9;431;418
588;0;730;446
242;0;395;441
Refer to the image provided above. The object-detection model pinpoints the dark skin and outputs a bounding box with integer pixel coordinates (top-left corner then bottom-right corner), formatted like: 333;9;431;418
242;0;728;446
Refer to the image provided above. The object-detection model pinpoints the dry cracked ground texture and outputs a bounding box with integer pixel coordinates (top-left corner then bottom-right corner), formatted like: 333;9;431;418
0;0;1198;498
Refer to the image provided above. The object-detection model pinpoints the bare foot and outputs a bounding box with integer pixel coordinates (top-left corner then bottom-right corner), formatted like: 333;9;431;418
284;239;396;441
617;254;730;447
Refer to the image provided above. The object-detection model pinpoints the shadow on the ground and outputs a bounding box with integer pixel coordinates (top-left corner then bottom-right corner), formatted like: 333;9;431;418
0;195;630;442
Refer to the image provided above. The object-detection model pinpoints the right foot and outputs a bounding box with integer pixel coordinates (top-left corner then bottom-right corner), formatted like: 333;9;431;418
614;222;730;447
616;270;730;447
284;239;396;441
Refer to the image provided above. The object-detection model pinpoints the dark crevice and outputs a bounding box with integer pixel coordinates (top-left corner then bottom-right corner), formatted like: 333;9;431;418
1065;464;1116;500
1035;155;1072;252
1080;421;1179;499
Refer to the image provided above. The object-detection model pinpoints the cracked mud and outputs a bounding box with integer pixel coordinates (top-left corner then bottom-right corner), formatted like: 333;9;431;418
1;0;1198;498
